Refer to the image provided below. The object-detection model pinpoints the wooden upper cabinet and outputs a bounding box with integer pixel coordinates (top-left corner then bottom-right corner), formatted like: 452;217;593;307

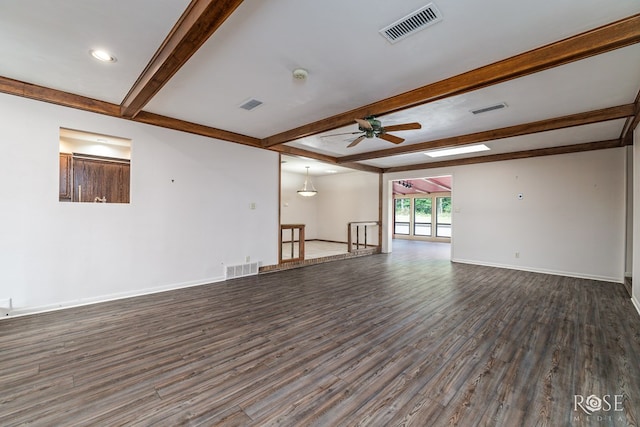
59;153;72;201
60;153;130;203
72;156;130;203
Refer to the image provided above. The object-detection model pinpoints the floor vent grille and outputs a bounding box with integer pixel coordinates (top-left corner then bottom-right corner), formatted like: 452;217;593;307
225;262;260;280
379;3;443;44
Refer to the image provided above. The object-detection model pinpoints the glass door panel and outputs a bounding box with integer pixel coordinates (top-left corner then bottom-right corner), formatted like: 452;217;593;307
436;196;452;237
414;197;432;236
394;198;410;235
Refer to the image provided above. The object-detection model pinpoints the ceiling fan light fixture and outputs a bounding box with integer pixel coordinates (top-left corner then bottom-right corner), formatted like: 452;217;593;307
297;166;317;197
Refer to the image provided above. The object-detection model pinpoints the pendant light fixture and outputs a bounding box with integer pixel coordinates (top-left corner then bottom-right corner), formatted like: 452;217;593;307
297;166;317;197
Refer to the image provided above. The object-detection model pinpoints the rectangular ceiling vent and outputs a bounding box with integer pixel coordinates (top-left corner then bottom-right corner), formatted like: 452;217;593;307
239;98;263;111
471;102;508;115
379;3;443;44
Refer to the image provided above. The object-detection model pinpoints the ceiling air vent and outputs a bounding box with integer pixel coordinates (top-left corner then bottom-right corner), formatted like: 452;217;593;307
471;102;508;115
239;98;263;111
379;3;443;44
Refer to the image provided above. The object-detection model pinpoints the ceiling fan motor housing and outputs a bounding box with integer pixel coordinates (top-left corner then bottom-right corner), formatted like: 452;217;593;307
367;117;382;130
358;117;383;137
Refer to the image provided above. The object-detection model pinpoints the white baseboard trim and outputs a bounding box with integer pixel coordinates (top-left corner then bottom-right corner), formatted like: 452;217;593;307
4;275;226;319
451;258;623;284
632;296;640;318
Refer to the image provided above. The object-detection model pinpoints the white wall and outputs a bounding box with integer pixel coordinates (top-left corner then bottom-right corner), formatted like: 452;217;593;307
315;171;379;243
626;145;633;278
385;148;626;282
0;93;279;315
633;127;640;314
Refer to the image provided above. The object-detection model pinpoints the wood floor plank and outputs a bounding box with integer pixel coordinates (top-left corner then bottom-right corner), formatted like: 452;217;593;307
1;240;639;426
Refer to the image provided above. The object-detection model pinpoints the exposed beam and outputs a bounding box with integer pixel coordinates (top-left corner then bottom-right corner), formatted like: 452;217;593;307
338;104;634;163
133;111;261;147
0;76;264;147
339;162;384;174
268;145;338;164
0;74;381;174
261;14;640;148
423;178;451;191
267;145;383;173
621;86;640;145
0;76;120;116
383;140;621;173
120;0;245;118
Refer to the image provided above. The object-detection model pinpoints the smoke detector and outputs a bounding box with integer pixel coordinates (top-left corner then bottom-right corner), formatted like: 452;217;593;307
293;68;308;80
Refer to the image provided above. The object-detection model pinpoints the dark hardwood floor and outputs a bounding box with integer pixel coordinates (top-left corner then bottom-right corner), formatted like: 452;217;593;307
1;240;639;426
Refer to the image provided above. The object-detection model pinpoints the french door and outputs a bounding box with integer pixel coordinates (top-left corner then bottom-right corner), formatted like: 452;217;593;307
393;193;451;241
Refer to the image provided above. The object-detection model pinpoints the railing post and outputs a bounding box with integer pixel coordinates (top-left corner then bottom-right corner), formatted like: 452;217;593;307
364;225;367;248
279;224;306;263
347;221;381;254
290;228;294;259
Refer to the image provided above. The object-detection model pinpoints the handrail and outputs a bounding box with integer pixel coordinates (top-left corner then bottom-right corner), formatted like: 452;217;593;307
347;221;380;253
280;224;305;263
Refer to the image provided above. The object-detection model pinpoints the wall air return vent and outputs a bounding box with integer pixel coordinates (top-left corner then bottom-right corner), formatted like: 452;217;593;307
379;3;443;44
225;262;260;280
239;98;263;111
471;102;508;115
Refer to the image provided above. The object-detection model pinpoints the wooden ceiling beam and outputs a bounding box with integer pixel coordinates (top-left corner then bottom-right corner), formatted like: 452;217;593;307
268;145;338;164
0;75;263;147
621;86;640;145
0;76;120;116
133;111;261;147
383;140;621;173
338;104;634;163
261;13;640;148
268;144;383;173
120;0;244;118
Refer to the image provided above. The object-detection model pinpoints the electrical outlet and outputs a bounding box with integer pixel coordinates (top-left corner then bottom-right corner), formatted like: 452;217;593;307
245;256;250;263
515;252;520;259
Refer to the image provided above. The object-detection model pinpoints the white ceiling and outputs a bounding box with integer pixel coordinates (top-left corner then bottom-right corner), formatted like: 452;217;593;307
0;0;639;172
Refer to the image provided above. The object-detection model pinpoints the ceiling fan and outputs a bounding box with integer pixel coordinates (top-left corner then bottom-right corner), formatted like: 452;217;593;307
322;116;422;148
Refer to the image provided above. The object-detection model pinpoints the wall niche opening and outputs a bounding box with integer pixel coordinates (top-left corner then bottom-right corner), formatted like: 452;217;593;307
59;128;131;204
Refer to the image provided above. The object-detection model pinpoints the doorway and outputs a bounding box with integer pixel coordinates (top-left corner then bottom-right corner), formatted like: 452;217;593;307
391;176;452;243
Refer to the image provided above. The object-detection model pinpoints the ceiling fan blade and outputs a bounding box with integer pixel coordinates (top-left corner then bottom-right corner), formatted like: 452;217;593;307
382;122;422;132
378;133;404;144
355;118;373;130
347;135;366;148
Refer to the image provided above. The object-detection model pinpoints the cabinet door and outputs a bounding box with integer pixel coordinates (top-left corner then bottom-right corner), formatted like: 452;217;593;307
59;153;72;200
73;157;130;203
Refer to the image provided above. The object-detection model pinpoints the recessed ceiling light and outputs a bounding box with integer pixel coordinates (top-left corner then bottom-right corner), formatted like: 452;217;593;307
325;169;338;174
425;144;490;158
90;49;117;63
